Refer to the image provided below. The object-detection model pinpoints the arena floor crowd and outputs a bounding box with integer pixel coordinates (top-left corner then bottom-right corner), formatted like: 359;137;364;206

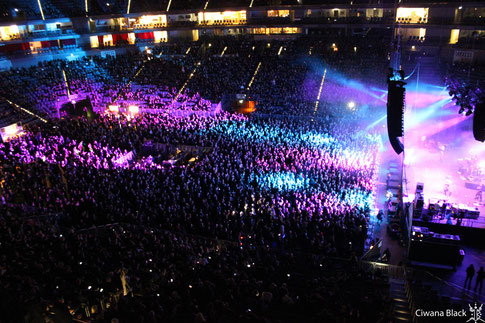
0;35;394;322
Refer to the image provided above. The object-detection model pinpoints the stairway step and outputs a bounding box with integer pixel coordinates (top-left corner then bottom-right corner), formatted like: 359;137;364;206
395;309;411;315
394;304;409;310
396;311;411;317
394;299;409;304
392;295;408;300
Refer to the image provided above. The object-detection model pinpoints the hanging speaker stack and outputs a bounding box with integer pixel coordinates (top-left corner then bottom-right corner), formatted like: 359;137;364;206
473;101;485;142
386;68;406;154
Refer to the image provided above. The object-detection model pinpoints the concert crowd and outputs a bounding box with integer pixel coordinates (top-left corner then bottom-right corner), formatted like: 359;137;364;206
0;35;391;322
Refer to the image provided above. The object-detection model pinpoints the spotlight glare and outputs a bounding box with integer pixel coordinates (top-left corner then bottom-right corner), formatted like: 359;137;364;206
129;105;139;114
108;105;119;113
347;101;356;109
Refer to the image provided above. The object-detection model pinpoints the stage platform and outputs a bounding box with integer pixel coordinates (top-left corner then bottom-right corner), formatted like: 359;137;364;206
404;145;485;229
403;103;485;230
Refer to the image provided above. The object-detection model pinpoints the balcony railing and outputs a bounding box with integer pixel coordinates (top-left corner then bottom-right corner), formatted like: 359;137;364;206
0;29;75;42
198;19;247;26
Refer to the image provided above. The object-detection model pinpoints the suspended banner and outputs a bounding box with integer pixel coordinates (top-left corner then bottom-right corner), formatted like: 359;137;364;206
453;50;473;63
101;50;116;58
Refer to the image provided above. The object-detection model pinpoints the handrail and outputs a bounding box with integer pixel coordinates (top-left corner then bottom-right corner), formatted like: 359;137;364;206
360;238;382;261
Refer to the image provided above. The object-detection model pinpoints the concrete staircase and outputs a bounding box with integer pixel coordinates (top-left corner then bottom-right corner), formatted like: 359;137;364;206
390;277;412;322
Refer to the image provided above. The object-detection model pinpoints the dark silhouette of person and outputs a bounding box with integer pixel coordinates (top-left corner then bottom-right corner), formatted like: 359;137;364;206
456;211;464;226
377;210;383;224
444;183;451;197
465;264;475;289
475;266;484;292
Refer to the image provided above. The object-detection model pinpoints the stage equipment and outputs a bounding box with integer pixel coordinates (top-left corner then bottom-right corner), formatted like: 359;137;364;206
59;97;96;121
409;226;463;266
451;204;480;220
414;196;424;217
416;182;424;195
465;182;483;190
386;68;406;154
445;76;480;118
0;123;24;142
473;101;485;142
413;182;424;217
221;94;256;114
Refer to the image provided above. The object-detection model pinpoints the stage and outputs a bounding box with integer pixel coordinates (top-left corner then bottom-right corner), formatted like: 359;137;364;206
401;84;485;229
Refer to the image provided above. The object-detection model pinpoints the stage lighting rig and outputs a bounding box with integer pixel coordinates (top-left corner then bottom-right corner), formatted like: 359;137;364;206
446;75;485;142
445;76;483;117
